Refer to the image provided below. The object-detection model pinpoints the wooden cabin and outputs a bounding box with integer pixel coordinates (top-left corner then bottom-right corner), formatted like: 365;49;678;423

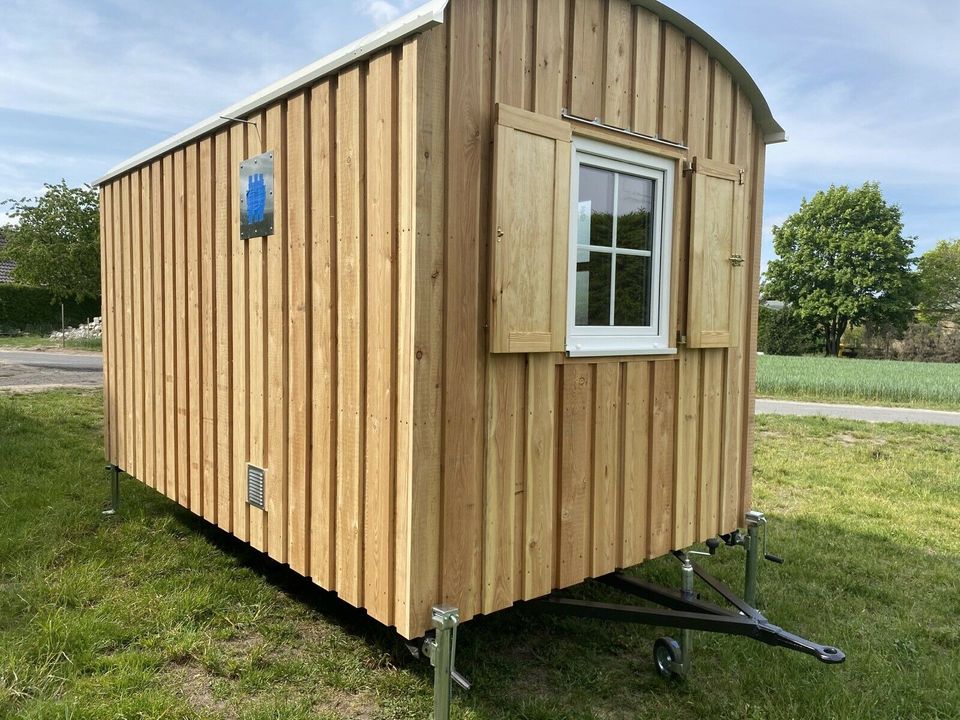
96;0;783;640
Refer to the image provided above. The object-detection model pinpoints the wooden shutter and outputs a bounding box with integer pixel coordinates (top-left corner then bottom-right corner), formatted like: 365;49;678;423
489;104;571;353
686;157;747;348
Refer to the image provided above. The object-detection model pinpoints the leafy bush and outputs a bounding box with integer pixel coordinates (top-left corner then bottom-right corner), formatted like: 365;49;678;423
897;323;960;363
757;304;820;355
0;285;100;335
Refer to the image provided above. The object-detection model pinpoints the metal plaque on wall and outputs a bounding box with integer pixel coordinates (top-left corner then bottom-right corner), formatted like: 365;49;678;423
239;151;275;240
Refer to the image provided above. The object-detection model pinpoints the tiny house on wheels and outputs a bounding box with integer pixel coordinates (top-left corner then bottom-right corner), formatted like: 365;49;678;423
97;0;843;706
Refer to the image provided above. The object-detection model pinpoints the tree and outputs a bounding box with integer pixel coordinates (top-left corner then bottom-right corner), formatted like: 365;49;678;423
915;239;960;325
764;183;916;357
0;181;100;303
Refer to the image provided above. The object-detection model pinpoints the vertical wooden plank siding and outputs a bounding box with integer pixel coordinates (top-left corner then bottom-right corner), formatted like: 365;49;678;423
230;120;249;542
199;137;217;523
98;0;770;641
162;154;177;502
121;174;134;474
101;186;113;462
394;37;420;634
265;103;289;562
335;66;364;608
286;92;310;576
309;79;336;588
140;168;154;489
214;131;233;533
247;111;267;552
173;149;190;509
150;162;165;497
363;52;396;623
185;145;203;515
405;25;446;635
441;0;491;621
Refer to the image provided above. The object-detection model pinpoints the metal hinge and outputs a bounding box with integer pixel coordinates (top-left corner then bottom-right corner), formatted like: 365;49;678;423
738;168;746;185
676;331;687;345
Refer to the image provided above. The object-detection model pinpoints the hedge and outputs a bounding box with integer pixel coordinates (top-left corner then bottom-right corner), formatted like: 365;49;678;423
0;285;101;335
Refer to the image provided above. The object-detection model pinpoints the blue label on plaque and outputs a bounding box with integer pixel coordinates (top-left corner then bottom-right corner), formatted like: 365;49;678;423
246;173;266;224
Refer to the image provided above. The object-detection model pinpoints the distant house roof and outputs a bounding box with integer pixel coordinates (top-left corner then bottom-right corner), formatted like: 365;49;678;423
0;234;15;284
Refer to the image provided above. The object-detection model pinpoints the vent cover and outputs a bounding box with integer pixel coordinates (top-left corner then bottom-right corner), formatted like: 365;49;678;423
247;464;265;509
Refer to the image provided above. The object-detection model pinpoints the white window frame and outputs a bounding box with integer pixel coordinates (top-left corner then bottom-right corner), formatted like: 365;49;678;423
565;137;675;357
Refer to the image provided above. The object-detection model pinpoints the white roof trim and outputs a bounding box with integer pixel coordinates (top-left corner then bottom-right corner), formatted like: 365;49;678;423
632;0;786;144
93;0;449;186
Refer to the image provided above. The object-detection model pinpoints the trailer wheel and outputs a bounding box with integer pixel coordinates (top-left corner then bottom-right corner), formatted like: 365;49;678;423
653;636;682;679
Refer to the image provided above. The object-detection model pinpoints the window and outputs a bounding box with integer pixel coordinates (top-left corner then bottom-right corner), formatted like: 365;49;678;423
566;137;675;356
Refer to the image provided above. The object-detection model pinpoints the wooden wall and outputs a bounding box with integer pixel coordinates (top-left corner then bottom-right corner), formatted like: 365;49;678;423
404;0;767;636
101;42;423;637
101;0;770;641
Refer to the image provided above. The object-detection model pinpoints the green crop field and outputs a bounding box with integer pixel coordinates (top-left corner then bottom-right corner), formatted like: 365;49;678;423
2;389;960;718
756;354;960;411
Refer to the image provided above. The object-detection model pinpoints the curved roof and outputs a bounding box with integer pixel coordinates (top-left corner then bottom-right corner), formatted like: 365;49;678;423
633;0;785;144
95;0;783;186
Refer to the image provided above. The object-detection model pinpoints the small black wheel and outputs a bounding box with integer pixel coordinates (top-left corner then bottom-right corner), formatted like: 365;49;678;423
653;636;682;679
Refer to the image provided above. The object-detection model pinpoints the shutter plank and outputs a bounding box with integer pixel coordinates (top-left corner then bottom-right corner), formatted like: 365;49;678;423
490;103;570;353
687;157;745;349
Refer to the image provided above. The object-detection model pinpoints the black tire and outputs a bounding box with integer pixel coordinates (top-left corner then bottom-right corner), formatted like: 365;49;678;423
653;636;683;679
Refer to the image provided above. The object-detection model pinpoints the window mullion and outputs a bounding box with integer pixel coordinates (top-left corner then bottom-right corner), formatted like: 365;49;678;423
609;173;619;326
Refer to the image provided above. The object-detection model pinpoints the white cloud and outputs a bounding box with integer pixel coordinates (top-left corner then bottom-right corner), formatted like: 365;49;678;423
356;0;423;27
359;0;403;25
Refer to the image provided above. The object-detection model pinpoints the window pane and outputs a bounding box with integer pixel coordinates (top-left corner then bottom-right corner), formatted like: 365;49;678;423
575;249;612;326
616;174;655;251
578;165;614;247
614;254;651;327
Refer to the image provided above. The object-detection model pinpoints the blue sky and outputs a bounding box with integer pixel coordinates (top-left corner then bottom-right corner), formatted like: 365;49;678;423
2;0;957;270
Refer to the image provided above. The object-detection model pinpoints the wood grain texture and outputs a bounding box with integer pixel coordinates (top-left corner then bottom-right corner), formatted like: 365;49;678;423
363;53;395;623
286;92;310;576
214;131;233;533
231;120;250;542
335;66;364;607
199;137;217;523
405;25;446;636
309;79;336;587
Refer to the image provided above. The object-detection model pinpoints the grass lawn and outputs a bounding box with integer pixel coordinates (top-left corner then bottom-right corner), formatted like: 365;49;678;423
1;390;958;719
757;354;960;411
0;334;102;352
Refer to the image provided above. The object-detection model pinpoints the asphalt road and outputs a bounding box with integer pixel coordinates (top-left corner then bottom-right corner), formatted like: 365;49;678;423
0;350;103;371
756;398;960;427
0;349;103;390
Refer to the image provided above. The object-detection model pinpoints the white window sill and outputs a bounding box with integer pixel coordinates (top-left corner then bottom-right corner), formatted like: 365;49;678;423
566;346;678;358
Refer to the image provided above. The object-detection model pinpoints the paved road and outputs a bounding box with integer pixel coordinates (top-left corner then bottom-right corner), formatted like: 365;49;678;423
0;349;103;390
756;398;960;427
0;350;103;371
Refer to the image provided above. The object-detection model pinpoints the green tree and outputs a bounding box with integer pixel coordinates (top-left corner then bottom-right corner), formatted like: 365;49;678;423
764;183;916;357
915;239;960;325
0;181;100;303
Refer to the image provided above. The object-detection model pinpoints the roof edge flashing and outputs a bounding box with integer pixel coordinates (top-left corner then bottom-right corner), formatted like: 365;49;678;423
631;0;786;145
93;0;448;186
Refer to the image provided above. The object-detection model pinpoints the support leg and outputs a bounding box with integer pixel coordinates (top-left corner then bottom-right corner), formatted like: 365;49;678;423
422;605;459;720
678;556;694;677
744;510;765;607
102;464;120;516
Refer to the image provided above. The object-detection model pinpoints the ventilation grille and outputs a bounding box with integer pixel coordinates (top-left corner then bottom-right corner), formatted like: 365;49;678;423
247;464;265;509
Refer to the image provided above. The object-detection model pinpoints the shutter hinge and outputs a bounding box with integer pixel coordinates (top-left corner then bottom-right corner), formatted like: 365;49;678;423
683;158;697;175
738;168;746;185
676;331;687;345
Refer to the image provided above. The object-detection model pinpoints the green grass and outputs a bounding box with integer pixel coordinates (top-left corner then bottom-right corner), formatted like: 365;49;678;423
757;354;960;411
0;334;102;351
2;391;959;718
